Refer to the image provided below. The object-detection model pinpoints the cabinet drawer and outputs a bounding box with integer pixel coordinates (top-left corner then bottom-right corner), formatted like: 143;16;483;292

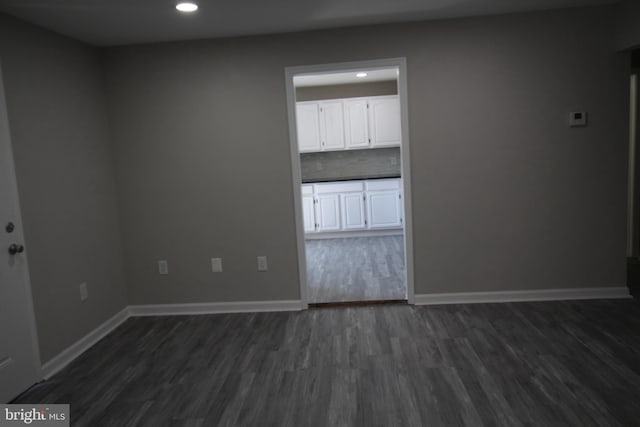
301;185;314;195
314;181;364;194
365;179;401;191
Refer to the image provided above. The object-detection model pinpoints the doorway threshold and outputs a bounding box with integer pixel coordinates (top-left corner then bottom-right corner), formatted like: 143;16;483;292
309;299;408;308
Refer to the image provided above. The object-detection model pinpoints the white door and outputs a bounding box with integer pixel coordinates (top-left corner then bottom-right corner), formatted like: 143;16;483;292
296;103;322;152
319;101;345;151
343;99;370;149
315;194;341;232
0;65;41;402
367;190;403;229
302;195;316;233
369;96;401;147
341;193;367;230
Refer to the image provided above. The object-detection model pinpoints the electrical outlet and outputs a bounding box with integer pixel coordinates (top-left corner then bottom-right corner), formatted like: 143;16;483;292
391;157;397;166
211;257;223;273
569;111;587;127
158;260;168;275
79;282;88;301
257;256;268;272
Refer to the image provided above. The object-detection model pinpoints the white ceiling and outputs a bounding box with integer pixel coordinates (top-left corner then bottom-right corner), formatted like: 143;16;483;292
294;69;398;87
0;0;618;46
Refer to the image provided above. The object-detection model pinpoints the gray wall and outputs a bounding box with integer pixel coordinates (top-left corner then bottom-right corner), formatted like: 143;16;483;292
301;148;401;183
615;0;640;51
296;80;397;102
104;5;628;304
0;14;127;363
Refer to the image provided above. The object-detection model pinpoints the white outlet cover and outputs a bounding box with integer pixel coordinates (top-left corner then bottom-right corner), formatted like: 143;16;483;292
257;256;268;272
79;282;88;301
158;260;168;275
211;257;223;272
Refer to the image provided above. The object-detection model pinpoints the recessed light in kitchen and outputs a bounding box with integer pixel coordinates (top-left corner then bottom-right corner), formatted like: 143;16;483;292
176;2;199;12
356;72;368;78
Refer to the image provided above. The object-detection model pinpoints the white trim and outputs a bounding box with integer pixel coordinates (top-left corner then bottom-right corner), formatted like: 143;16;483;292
41;307;129;379
305;229;402;240
397;58;415;305
414;287;631;305
284;57;415;306
285;67;309;309
628;73;638;257
128;300;305;316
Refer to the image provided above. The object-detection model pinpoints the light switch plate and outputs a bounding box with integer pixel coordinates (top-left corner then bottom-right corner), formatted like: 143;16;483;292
79;282;88;301
158;260;168;275
569;111;587;127
257;256;268;272
211;257;223;273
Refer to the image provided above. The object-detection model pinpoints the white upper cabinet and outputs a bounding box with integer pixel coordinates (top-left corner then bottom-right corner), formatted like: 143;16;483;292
296;103;321;152
368;96;402;148
343;99;370;149
319;101;345;151
296;95;401;153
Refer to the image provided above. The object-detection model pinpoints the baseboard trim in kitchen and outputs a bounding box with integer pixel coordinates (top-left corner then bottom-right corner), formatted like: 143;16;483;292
414;287;631;305
41;306;129;379
128;299;305;316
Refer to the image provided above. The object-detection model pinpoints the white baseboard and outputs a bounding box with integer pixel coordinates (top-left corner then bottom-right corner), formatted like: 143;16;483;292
128;299;305;316
414;287;631;305
41;307;129;379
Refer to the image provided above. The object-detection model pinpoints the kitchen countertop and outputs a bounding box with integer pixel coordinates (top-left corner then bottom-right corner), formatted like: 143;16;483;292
302;174;401;184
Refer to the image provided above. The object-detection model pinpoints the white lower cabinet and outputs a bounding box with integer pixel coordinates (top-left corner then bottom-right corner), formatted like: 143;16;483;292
302;179;402;234
367;191;402;228
302;185;316;233
341;192;367;230
302;196;316;233
316;194;341;232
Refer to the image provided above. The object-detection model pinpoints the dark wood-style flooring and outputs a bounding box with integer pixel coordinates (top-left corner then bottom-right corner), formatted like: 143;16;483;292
306;236;406;303
14;299;640;426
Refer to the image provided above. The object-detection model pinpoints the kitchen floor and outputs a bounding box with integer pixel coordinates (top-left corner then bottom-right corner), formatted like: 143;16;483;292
305;235;406;303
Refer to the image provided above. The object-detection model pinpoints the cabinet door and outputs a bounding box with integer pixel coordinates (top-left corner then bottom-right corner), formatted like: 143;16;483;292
302;195;316;233
343;99;370;149
296;103;321;152
319;101;345;151
367;190;402;229
316;194;341;232
341;192;366;230
368;96;401;147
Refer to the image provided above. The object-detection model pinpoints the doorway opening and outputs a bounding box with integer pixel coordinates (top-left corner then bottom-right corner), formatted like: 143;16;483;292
285;58;415;307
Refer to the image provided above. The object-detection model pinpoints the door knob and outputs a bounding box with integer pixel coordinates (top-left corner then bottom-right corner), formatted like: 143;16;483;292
8;244;24;255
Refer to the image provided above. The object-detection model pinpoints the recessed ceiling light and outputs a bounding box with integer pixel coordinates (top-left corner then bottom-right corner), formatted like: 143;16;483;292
176;2;198;12
356;72;368;78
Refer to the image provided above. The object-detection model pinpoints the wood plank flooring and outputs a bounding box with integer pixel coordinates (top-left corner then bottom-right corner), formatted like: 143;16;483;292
306;235;406;303
14;299;640;426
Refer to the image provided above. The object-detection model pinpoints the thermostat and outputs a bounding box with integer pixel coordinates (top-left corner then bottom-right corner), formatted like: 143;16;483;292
569;111;587;127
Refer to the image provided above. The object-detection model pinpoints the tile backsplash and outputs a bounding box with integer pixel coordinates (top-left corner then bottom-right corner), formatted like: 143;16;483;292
300;147;401;182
